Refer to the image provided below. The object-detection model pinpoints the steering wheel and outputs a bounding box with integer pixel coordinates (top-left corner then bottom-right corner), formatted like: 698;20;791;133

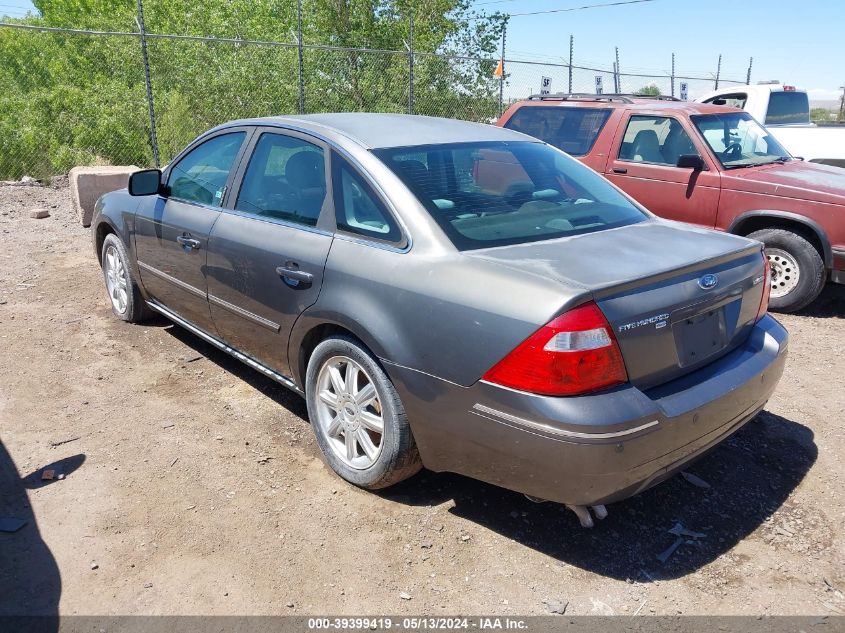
721;142;743;161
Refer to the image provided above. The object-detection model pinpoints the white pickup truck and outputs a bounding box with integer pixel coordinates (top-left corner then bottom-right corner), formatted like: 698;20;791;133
697;83;845;168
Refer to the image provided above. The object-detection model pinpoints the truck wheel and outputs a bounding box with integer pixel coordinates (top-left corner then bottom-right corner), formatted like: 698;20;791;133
748;228;825;313
306;335;422;490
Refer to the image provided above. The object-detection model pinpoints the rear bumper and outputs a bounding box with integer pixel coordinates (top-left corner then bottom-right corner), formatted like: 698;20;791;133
387;314;788;507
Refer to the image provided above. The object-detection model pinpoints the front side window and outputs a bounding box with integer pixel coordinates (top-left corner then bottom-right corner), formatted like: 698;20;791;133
618;116;700;166
692;112;791;169
235;133;327;227
333;156;402;244
376;141;647;251
765;91;810;125
168;132;246;206
503;106;611;156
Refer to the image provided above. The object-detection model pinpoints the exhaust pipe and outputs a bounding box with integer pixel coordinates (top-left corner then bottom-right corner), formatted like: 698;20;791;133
522;495;609;528
565;503;609;528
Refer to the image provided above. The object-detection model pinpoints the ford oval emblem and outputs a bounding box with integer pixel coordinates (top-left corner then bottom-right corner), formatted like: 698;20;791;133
698;273;718;290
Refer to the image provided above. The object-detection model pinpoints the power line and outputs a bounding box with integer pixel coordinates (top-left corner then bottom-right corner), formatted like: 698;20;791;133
508;0;659;17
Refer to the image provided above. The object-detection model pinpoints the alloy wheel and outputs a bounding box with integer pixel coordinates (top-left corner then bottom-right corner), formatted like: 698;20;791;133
103;245;129;314
314;355;384;470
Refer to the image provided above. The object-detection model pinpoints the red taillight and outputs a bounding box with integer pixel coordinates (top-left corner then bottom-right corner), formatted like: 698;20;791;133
783;85;796;91
483;301;628;396
756;251;772;322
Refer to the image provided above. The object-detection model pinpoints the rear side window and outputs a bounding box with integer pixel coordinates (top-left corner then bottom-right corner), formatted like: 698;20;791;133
707;93;748;109
765;91;810;125
376;141;646;251
332;155;403;245
503;106;611;156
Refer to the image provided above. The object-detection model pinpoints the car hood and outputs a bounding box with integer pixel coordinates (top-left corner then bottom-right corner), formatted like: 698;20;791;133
720;160;845;206
464;218;757;293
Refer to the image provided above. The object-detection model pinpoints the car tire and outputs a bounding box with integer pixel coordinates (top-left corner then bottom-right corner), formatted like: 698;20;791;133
305;335;422;490
748;228;825;313
100;233;152;323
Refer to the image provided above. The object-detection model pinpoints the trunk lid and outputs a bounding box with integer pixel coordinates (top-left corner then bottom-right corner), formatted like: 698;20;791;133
467;219;767;389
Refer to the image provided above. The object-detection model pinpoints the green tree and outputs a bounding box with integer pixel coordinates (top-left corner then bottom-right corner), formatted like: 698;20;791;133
635;84;660;96
0;0;505;178
810;107;833;122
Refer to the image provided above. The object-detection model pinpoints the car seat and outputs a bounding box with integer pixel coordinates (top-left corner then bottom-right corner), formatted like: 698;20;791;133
630;130;665;164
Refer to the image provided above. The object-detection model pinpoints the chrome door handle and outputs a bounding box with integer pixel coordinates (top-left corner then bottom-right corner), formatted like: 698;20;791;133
276;265;313;287
176;235;201;250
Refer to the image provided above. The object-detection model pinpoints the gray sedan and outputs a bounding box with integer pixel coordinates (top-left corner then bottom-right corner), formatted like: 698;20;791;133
92;113;788;527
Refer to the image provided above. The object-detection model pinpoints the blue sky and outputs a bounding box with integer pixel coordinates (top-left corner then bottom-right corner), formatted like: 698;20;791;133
2;0;842;100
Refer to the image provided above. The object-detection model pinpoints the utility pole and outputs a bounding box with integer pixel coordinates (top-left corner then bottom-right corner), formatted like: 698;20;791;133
670;52;675;97
498;19;507;118
568;35;574;93
746;56;753;85
839;85;845;122
407;11;414;115
297;0;304;114
614;46;620;93
714;54;722;90
136;0;159;167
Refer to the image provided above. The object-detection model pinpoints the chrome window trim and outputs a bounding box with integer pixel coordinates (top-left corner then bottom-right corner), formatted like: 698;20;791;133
211;120;414;254
216;207;334;238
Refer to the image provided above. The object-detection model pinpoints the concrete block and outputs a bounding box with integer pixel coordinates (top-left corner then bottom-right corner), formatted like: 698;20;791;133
70;166;138;227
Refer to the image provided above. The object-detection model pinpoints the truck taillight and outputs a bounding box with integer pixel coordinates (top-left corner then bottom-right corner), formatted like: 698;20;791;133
483;301;628;396
756;252;772;322
783;85;796;91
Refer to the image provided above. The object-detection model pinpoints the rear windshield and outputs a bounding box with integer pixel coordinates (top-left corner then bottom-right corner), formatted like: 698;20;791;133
375;141;647;251
765;91;810;125
502;106;611;156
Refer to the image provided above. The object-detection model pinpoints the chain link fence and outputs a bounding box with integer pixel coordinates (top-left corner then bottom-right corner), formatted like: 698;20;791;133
0;22;746;180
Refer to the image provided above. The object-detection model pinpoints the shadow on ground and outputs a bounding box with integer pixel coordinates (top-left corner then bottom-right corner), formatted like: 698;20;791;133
798;283;845;318
0;440;84;625
162;322;308;418
382;412;816;580
159;320;816;581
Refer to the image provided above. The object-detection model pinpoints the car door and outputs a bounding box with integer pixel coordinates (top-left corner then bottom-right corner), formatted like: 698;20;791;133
604;113;721;227
134;129;250;332
205;128;334;375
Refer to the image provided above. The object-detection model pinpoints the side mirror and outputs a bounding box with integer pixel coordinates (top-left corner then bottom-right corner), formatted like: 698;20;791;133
128;168;163;196
676;154;704;170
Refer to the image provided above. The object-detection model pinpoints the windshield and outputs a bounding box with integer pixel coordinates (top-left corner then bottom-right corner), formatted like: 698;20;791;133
375;141;648;251
692;112;792;169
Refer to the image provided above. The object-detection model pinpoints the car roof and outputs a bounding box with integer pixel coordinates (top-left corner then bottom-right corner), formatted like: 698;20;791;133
213;113;537;149
511;96;738;115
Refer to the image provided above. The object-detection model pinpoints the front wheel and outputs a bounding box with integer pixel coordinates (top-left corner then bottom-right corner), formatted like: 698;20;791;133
748;228;826;313
100;233;152;323
305;336;422;490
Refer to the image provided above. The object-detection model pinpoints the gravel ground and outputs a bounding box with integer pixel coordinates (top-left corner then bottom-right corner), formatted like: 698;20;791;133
0;180;843;617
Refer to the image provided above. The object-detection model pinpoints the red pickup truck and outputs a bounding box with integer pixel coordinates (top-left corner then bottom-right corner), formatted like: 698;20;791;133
497;94;845;312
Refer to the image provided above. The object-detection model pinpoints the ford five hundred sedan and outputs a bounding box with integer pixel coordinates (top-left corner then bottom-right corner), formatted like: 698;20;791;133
92;113;788;527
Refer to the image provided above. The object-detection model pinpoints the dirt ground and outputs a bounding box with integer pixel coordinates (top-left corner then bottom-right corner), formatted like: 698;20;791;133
0;179;843;617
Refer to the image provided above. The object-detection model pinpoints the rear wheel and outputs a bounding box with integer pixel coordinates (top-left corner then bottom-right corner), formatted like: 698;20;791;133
748;228;825;313
305;336;421;489
100;233;152;323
